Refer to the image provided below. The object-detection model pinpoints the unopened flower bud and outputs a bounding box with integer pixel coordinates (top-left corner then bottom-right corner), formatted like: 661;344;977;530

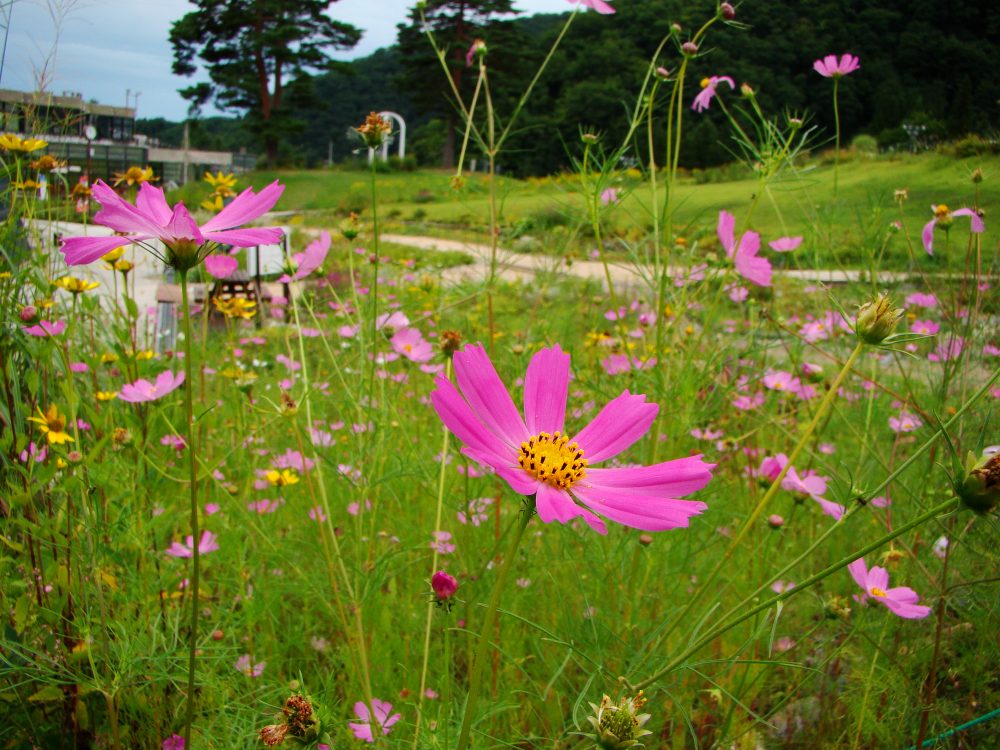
681;41;699;56
720;2;736;20
767;514;784;529
671;23;682;34
20;305;38;323
585;692;653;750
638;533;653;546
855;293;903;345
958;447;1000;514
581;131;600;145
212;629;224;640
740;82;755;98
431;570;458;600
440;330;462;358
654;67;672;81
972;167;983;184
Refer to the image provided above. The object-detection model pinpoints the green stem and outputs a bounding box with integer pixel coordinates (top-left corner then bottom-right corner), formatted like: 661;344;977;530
455;497;536;750
632;496;960;691
179;270;201;748
413;359;454;749
833;78;841;196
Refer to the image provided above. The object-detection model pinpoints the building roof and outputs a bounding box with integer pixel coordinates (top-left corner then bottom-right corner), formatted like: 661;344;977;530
0;88;135;118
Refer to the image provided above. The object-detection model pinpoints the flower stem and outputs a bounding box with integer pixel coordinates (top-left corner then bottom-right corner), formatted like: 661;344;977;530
632;496;960;691
179;270;201;748
455;497;536;750
832;78;841;196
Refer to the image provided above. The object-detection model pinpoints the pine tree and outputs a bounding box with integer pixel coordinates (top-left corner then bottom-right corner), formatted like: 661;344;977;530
170;0;361;166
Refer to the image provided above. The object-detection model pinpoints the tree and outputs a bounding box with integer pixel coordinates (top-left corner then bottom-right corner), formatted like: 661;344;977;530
170;0;362;166
395;0;520;168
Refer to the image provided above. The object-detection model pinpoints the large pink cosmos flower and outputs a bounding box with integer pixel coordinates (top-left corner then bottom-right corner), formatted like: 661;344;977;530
566;0;615;14
717;210;772;287
349;699;401;743
921;204;985;255
848;557;931;619
813;53;860;78
431;344;714;534
692;76;735;112
119;370;185;403
23;320;66;337
59;179;284;269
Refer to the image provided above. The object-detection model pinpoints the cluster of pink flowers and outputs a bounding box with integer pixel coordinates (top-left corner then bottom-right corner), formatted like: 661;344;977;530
758;454;844;521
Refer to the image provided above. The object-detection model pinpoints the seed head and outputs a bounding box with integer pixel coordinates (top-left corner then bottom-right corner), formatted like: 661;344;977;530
958;447;1000;514
585;692;653;749
356;112;392;149
440;330;463;358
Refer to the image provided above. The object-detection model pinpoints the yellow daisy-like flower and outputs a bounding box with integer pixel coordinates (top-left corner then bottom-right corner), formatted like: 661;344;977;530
100;352;120;364
96;391;118;402
101;247;125;263
54;276;100;294
113;259;134;274
265;469;300;487
12;179;41;191
127;349;155;361
30;154;66;172
28;405;74;445
213;296;257;319
0;133;48;152
112;166;156;187
200;194;224;213
203;170;237;197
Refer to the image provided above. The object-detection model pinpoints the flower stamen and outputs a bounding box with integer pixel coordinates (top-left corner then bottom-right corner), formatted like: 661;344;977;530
518;431;587;489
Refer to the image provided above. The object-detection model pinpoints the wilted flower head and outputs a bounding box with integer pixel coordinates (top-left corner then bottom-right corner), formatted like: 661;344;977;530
921;204;985;255
584;692;653;749
356;112;392;148
466;38;487;66
692;76;735;112
855;293;903;345
957;446;1000;514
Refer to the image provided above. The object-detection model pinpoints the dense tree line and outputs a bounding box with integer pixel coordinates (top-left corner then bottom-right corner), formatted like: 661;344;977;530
161;0;999;174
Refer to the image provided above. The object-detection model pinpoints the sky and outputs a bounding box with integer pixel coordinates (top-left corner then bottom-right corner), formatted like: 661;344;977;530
3;0;574;121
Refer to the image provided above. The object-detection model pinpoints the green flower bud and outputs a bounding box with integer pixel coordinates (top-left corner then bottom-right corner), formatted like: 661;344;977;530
958;448;1000;514
855;293;903;345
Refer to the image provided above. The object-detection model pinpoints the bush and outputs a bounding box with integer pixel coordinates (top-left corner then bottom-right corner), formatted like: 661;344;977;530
851;134;879;155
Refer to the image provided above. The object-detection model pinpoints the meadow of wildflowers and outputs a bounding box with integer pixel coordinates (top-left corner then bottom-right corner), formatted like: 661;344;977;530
1;2;998;749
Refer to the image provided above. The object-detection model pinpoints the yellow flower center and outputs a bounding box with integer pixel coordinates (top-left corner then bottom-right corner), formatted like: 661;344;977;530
934;204;950;219
518;431;587;490
870;587;887;598
700;77;711;88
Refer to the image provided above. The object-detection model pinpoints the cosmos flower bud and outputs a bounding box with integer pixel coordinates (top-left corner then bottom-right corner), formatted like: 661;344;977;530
581;131;600;145
767;514;784;529
740;82;755;98
19;305;38;323
788;116;804;130
654;67;672;81
972;167;983;184
638;533;653;546
855;293;903;345
681;41;699;56
720;2;736;20
431;570;458;600
958;447;1000;514
585;692;653;749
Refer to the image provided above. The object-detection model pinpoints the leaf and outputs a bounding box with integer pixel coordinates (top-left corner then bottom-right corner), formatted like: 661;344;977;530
14;594;31;634
28;685;64;703
124;295;139;321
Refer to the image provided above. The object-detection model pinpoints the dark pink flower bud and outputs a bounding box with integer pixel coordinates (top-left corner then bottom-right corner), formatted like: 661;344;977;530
681;41;699;56
767;514;784;529
20;305;38;323
720;2;735;20
431;570;458;600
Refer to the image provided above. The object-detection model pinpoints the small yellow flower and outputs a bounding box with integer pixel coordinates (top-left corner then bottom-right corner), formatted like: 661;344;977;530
112;166;156;187
128;349;155;361
114;259;134;274
213;296;257;319
100;352;120;364
101;247;125;263
0;133;48;152
200;194;224;212
265;469;300;487
203;171;237;197
96;391;118;402
28;405;74;445
12;179;41;191
54;276;100;294
30;154;66;172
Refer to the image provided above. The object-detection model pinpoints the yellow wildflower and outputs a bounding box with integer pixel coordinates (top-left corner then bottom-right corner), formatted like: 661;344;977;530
265;469;300;487
28;405;74;445
213;296;256;319
54;276;100;294
96;391;118;402
112;166;156;187
0;134;48;152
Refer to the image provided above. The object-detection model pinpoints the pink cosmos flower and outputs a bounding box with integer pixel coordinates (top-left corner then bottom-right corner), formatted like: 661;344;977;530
566;0;615;14
769;236;803;252
165;531;219;558
847;557;931;619
692;76;735;113
911;319;939;335
162;735;185;750
762;370;800;393
23;320;66;337
813;53;860;78
431;570;458;600
278;231;331;283
888;411;922;433
203;253;238;279
59;179;284;267
392;327;434;363
921;205;985;255
119;370;185;403
928;337;964;362
430;530;455;554
600;187;620;205
234;653;266;677
905;292;938;308
431;344;714;534
717;210;771;286
349;699;401;743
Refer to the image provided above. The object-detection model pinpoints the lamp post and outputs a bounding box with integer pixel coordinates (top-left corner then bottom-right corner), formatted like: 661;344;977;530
84;123;96;182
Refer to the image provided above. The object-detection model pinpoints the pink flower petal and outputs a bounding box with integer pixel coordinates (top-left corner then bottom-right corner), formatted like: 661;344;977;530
200;181;284;232
572;390;657;463
204;253;239;278
523;345;569;434
452;344;528;447
59;235;133;265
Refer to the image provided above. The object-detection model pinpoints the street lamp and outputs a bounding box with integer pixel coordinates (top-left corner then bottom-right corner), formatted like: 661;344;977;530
84;123;97;181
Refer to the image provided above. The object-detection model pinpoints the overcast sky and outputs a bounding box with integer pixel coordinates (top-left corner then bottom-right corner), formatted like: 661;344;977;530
3;0;575;120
